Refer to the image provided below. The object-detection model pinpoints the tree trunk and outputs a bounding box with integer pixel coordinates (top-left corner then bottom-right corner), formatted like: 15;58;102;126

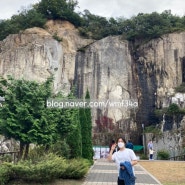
23;143;29;160
19;142;25;160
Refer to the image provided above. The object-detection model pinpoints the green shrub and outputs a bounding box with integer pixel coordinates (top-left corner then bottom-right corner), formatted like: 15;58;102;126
0;163;11;185
27;145;46;162
140;154;149;160
49;140;71;159
0;153;91;184
157;150;170;160
144;125;161;134
53;32;63;42
0;154;12;163
175;83;185;93
11;153;67;182
62;158;91;179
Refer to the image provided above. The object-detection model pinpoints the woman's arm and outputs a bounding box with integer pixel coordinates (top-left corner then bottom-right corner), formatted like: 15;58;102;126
131;160;138;166
108;143;117;161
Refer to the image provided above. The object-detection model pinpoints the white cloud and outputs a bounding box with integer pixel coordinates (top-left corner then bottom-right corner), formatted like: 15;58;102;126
76;0;185;18
0;0;40;19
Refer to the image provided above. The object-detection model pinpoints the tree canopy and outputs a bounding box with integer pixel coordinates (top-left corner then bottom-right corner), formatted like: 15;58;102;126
1;0;185;42
0;76;80;159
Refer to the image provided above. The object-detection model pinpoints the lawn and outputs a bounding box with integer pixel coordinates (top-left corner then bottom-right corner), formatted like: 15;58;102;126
139;160;185;185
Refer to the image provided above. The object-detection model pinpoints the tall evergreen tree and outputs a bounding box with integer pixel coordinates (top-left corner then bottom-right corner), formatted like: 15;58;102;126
79;89;93;162
66;91;82;158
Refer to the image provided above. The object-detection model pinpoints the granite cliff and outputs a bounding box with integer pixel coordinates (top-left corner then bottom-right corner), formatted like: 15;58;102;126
0;20;185;151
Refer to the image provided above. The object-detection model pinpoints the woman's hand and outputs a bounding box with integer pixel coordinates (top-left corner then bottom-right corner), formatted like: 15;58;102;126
111;143;117;151
120;166;125;170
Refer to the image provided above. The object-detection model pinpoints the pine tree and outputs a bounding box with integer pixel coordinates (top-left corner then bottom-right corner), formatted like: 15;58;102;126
79;89;93;162
66;91;82;158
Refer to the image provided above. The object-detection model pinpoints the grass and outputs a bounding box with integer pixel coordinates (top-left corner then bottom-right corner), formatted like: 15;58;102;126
139;160;185;185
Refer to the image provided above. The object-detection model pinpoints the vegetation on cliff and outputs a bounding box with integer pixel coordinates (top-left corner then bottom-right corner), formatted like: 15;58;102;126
1;0;185;41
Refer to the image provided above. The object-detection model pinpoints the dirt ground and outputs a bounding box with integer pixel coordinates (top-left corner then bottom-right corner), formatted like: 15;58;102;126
139;160;185;185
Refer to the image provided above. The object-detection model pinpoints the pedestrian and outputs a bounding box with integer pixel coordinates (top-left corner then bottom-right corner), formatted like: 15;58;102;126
149;147;154;160
108;137;138;185
126;139;134;150
147;140;153;150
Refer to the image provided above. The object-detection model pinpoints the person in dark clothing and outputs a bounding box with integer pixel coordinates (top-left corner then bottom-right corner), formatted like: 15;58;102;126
126;140;134;150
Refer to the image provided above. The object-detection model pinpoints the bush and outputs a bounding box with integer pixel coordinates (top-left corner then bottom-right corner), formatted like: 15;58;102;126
140;154;149;160
0;153;90;184
157;150;170;160
52;32;63;42
0;164;10;185
175;83;185;93
62;158;91;179
11;153;67;182
49;140;71;159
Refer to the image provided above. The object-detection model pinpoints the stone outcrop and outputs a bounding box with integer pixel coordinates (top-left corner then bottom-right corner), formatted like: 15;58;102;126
134;33;185;126
0;20;93;95
0;21;185;148
75;36;137;124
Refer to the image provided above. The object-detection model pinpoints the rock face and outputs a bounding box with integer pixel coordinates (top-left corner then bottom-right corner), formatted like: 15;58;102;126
0;27;63;93
0;20;93;95
0;21;185;148
75;36;137;124
134;33;185;126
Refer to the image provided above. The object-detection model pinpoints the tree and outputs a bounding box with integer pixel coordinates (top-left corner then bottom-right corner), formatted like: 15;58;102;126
66;108;82;158
79;89;93;162
0;76;56;159
37;0;81;26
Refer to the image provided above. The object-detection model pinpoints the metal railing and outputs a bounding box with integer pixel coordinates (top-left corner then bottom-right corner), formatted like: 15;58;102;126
0;151;19;163
168;154;185;161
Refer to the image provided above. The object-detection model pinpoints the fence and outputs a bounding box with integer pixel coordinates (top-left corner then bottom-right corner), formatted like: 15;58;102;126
0;151;19;163
168;154;185;161
93;146;110;159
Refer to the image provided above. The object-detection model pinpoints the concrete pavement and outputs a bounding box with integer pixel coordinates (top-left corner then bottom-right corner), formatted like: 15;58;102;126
82;158;162;185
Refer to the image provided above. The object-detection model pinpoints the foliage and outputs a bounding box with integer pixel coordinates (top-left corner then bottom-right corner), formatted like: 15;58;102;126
139;154;149;160
52;32;63;42
37;0;81;26
0;154;90;184
155;103;185;118
1;2;185;43
120;10;185;41
0;76;55;159
175;83;185;93
166;103;182;115
27;145;47;162
0;7;46;40
144;125;161;134
79;10;115;40
79;10;185;41
79;89;93;163
62;158;91;179
49;139;71;159
0;165;10;185
157;149;170;160
0;76;79;160
95;116;115;132
66;92;82;158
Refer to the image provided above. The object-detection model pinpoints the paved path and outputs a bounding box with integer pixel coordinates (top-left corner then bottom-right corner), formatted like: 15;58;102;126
82;159;162;185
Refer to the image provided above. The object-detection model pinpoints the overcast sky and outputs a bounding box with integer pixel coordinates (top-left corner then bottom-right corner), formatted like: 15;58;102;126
0;0;185;20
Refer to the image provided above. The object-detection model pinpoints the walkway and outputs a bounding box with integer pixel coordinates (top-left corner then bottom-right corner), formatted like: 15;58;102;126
82;159;162;185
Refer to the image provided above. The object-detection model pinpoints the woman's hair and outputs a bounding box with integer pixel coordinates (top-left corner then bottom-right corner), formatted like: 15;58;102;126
117;137;126;144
